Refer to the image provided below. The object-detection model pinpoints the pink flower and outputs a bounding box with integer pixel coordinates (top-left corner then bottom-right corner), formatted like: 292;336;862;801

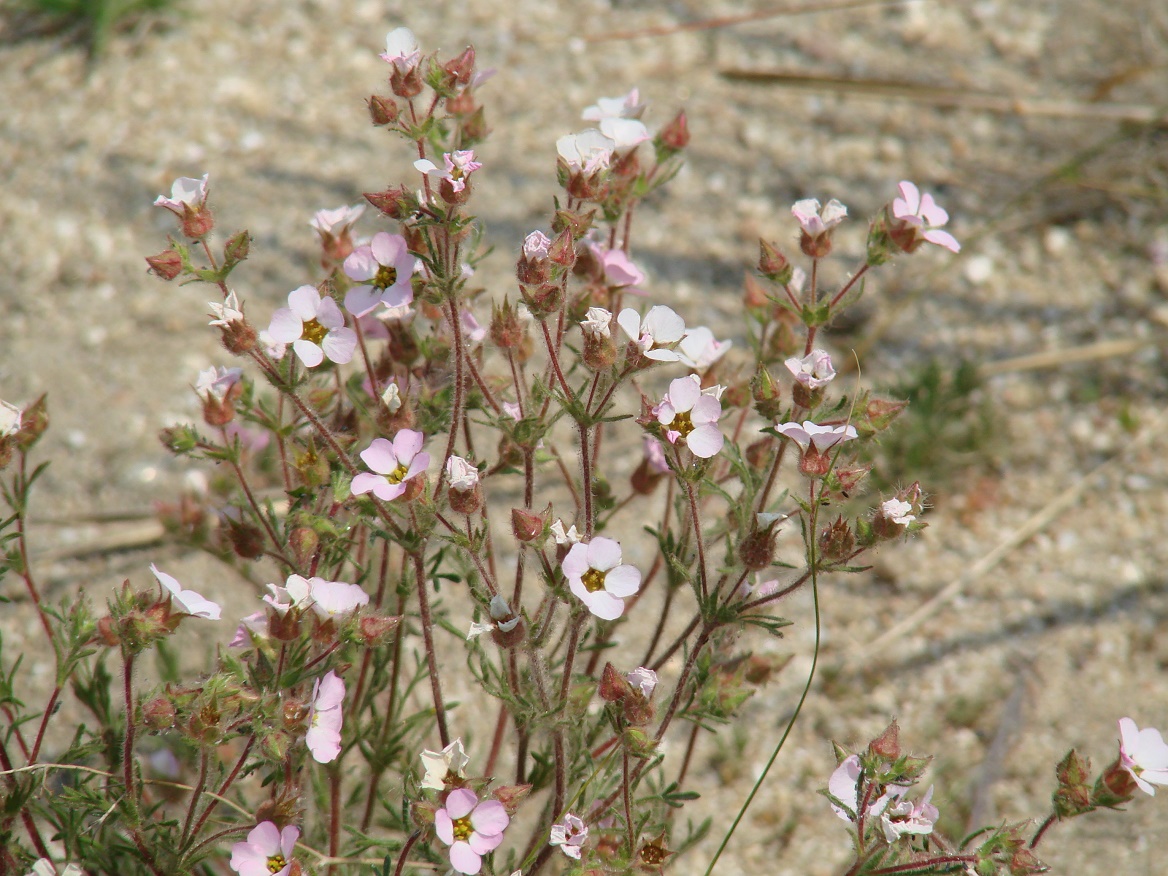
150;564;221;620
598;117;650;150
556;130;616;174
229;821;299;876
1119;717;1168;795
677;327;731;371
880;498;916;526
435;788;510;875
774;420;857;451
229;611;268;648
785;350;836;389
267;285;356;367
461;309;487;344
654;375;724;459
791;198;847;237
523;230;551;260
380;27;421;72
195;366;242;403
446;455;480;491
307;578;370;619
890;181;960;253
414;150;482;193
154;174;209;213
343;232;415;317
305;671;345;763
643;437;670;474
617;305;687;362
590;245;645;290
351;431;430;501
549;813;589;860
562;537;641;620
626;667;658;698
828;754;863;821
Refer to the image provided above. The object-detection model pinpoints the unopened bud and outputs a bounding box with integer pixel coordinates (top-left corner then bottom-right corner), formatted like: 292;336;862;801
551;207;596;240
364;184;414;220
521;283;563;320
226;518;266;560
96;615;121;647
143;696;177;730
750;368;783;420
367;94;400;126
865;397;908;432
758;239;793;284
15;395;48;451
224;230;251;265
511;506;546;543
490;298;525;349
443;46;476;86
359;614;401;646
146;248;183;280
658;109;689;152
738;524;777;571
547;227;577;268
289;527;319;568
867;720;901;761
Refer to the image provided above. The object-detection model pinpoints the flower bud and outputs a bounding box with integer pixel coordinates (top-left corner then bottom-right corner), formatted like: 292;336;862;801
226;518;266;560
224;230;251;265
521;283;563;320
96;615;121;647
750;368;783;420
865;397;908;432
359;614;402;646
867;720;901;761
289;527;319;568
758;239;793;284
389;64;424;98
551;207;596;240
657;109;689;153
797;447;831;479
364;184;415;220
490;298;525;349
367;93;400;126
622;727;658;759
492;783;532;815
443;46;476;87
738;523;777;571
1093;758;1138;807
146;248;184;280
791;380;823;410
583;331;617;371
143;696;177;730
1053;749;1094;819
15;395;48;451
511;507;546;543
599;662;635;702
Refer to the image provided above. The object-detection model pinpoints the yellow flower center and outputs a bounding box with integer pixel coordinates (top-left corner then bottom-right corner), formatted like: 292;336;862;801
581;567;607;593
300;318;327;345
452;814;473;841
267;854;287;874
385;462;410;484
669;409;694;437
374;265;398;289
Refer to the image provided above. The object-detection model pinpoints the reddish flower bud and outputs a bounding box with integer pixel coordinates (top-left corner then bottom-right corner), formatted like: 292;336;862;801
225;518;265;560
143;696;177;730
797;447;831;478
547;227;577;268
367;93;400;126
551;207;596;240
180;204;215;240
758;239;793;284
490;298;525;349
867;720;901;761
750;368;783;420
738;524;777;571
443;46;476;86
96;615;121;647
389;64;424;99
15;395;48;452
359;614;401;646
146;248;183;280
818;516;856;561
599;662;635;702
658;109;689;151
364;184;414;220
511;507;546;543
289;527;319;569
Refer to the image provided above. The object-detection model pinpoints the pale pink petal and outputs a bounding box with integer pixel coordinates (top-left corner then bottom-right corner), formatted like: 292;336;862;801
344;285;383;317
278;826;300;858
371;232;407;266
917;194;949;226
667;375;701;413
469;830;503;853
445;788;477;820
392;429;424;463
287;285;321;321
267;308;304;344
360;438;399;474
315;297;346;330
643;305;685;344
351;472;385;496
603;565;641;598
404;451;431;481
343;247;379;282
587;537;623;572
322;328;357;364
583;589;624;620
436;810;455;844
616;308;643;343
690;394;722;426
292;339;324;368
469;800;510;835
686;424;724;458
924;229;961;253
561;543;591;579
448;842;482;875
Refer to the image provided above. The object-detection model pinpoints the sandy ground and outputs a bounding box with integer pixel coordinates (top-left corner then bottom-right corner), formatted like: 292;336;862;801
3;0;1168;873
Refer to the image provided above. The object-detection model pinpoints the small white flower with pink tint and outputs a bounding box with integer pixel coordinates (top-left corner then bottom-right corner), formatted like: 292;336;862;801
654;375;724;459
581;307;613;338
195;366;242;403
150;564;221;620
343;232;415;317
414;150;482;193
305;671;345;763
229;821;299;876
0;400;21;437
420;738;470;791
556;130;617;174
1119;717;1168;795
880;786;938;842
435;788;510;875
307;578;369;619
677;327;731;371
792;198;847;237
549;813;589;860
351;431;430;501
880;498;916;526
889;181;960;253
626;667;658;698
774;420;857;451
785;349;836;390
310;203;365;237
380;27;421;72
154;174;209;213
617;305;687;363
562;537;642;620
267;285;356;367
582;89;645;121
229;611;268;648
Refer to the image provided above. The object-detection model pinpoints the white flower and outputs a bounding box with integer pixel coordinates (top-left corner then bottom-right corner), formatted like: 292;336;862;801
1119;717;1168;795
785;349;836;389
549;813;589;859
208;291;244;327
654;374;724;459
617;305;687;362
446;455;480;491
880;498;916;526
551;519;582;546
195;366;242;403
0;400;22;437
343;232;415;317
581;307;613;338
310;203;365;236
625;667;658;698
556;130;616;174
562;537;641;620
305;671;346;763
420;738;470;791
582;89;644;121
677;326;731;371
150;564;221;620
791;198;847;237
828;754;862;821
351;431;430;502
599;117;650;150
774;420;857;451
267;285;357;367
381;27;421;72
879;786;938;842
523;230;551;259
154;174;209;211
414;150;483;193
381;381;403;413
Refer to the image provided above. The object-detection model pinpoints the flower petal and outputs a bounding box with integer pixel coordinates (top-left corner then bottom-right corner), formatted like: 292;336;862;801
321;328;357;364
582;589;625;620
360;438;399;473
469;800;510;836
293;339;324;368
586;537;623;572
686;424;724;459
448;842;482;875
287;285;321;321
445;788;478;820
267;308;303;343
603;564;641;598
